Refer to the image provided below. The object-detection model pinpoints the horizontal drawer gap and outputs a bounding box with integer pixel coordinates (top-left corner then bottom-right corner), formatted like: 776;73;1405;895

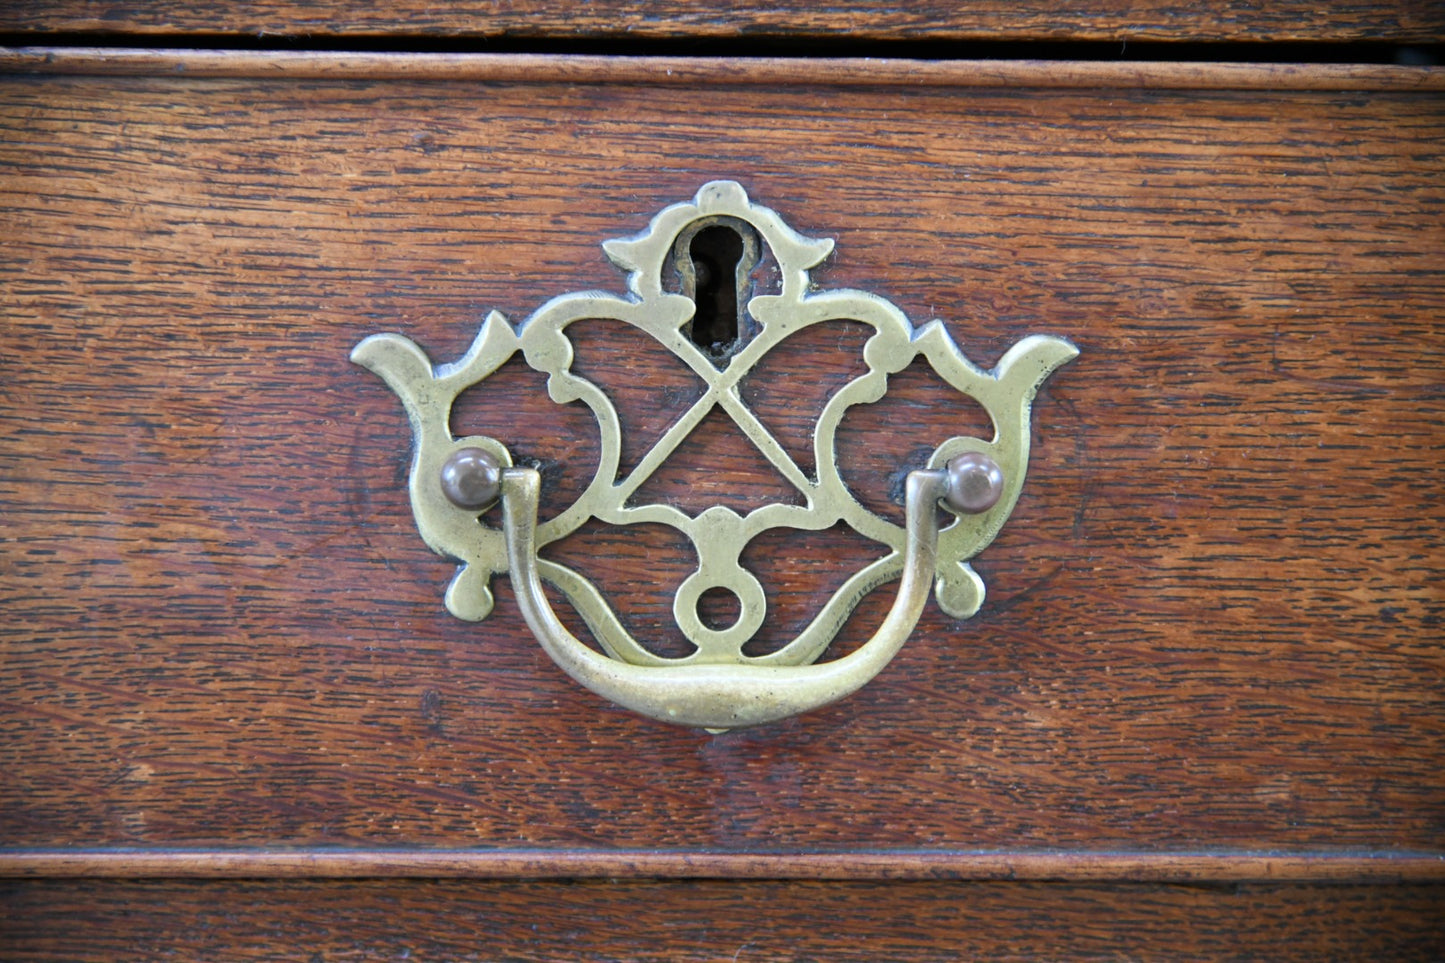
0;36;1439;65
2;47;1443;90
3;848;1442;883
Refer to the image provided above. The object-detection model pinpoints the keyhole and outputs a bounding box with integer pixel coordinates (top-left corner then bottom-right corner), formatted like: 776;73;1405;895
688;225;744;353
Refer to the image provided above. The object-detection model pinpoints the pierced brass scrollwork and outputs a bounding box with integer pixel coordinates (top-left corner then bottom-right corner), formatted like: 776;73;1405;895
353;181;1076;731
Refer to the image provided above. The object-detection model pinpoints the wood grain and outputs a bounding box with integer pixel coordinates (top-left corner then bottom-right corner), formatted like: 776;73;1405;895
1;63;1442;871
4;848;1444;882
4;48;1445;91
2;879;1443;961
1;0;1442;43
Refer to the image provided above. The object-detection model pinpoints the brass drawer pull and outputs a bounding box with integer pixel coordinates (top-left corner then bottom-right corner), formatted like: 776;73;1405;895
354;181;1075;731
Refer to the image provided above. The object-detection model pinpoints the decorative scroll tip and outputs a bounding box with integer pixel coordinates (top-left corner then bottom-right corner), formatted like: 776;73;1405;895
436;309;521;382
695;179;750;209
350;334;437;417
997;334;1080;387
350;332;430;382
599;236;636;271
935;561;985;620
445;564;496;622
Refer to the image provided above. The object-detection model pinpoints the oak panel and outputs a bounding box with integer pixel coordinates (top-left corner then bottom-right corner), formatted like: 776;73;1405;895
2;879;1444;961
2;0;1442;43
6;51;1445;91
1;69;1442;858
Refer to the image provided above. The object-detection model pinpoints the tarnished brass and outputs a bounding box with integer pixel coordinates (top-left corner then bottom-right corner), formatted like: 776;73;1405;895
353;181;1076;730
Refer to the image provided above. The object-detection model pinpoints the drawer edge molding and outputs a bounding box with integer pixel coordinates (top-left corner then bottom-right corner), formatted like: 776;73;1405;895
1;48;1443;91
1;848;1442;882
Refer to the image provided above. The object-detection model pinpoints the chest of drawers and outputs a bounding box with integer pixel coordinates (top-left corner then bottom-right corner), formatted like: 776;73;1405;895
2;6;1443;956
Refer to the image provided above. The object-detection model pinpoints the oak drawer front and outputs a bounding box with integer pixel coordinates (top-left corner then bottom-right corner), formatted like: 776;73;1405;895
3;879;1444;962
2;58;1442;877
4;0;1442;42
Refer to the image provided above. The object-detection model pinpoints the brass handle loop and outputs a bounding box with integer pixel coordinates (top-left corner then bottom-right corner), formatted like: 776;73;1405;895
502;466;947;732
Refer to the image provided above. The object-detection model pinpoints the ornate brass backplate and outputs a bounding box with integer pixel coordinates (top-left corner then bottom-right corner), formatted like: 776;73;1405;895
354;181;1076;731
